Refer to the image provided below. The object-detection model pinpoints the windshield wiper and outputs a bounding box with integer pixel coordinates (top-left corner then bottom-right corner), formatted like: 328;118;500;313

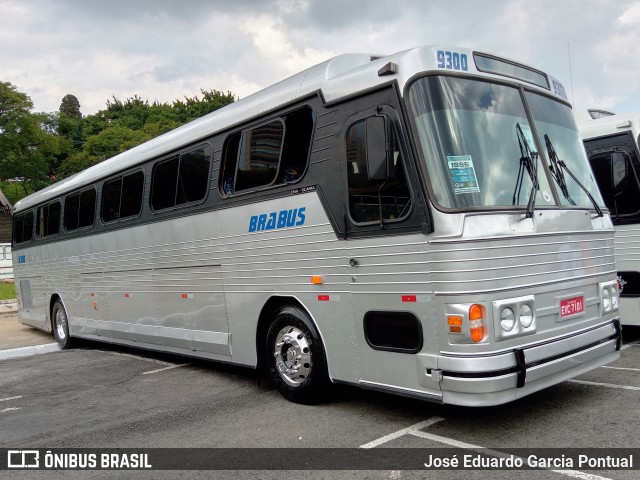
543;134;603;217
513;123;539;218
544;134;575;206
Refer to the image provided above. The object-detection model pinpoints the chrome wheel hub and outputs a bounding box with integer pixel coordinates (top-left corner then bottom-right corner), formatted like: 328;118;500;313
273;326;312;387
55;307;67;341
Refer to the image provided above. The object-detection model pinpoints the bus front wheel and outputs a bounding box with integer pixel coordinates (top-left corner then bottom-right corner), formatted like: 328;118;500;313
52;299;73;349
266;306;328;404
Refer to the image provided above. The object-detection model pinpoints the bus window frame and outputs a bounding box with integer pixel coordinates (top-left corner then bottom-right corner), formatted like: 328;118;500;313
219;105;316;199
63;187;97;234
13;210;35;245
342;106;415;228
100;168;146;225
35;200;62;239
149;143;213;214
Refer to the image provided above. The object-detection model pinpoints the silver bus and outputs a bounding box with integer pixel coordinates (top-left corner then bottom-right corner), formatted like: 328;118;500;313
13;45;620;406
579;111;640;325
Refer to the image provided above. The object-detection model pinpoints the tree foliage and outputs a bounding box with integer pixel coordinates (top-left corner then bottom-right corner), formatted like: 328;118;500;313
56;89;235;178
0;82;57;195
0;82;236;201
59;94;82;119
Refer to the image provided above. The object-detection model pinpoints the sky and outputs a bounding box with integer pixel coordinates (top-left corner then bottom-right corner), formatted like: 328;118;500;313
2;0;640;121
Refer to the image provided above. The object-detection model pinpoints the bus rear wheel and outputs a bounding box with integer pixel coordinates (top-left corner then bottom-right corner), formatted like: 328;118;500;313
266;306;328;404
52;299;73;349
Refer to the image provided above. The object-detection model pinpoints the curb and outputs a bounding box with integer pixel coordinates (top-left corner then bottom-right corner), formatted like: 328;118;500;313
0;343;60;361
0;300;17;315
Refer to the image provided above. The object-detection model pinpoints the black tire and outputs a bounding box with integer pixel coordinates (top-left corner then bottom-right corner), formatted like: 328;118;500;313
266;306;329;404
52;299;73;349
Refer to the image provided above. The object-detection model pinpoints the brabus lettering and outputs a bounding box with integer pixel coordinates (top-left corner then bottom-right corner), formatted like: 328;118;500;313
249;207;306;232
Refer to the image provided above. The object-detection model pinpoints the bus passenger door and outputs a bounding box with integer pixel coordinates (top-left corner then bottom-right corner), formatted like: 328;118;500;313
342;102;441;398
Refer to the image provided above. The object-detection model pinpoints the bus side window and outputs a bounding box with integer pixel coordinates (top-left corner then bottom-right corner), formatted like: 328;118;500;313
36;201;61;238
102;171;144;223
589;150;640;221
13;210;34;244
151;147;211;211
64;188;97;232
345;117;411;224
219;106;315;196
277;107;315;184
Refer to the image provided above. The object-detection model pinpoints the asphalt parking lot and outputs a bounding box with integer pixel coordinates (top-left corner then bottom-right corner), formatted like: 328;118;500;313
1;319;639;480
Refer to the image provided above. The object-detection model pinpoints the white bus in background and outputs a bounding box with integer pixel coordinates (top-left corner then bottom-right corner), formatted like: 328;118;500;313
12;45;620;407
0;243;13;279
579;110;640;325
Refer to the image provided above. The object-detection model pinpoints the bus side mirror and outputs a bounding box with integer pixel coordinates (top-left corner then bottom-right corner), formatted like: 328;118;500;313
366;116;390;181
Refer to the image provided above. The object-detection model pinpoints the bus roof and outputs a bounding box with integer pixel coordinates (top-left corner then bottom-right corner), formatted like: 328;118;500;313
15;45;567;212
578;112;640;141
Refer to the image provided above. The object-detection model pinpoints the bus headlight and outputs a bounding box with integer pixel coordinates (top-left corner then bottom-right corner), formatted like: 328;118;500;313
602;288;611;312
599;280;620;314
500;307;516;332
492;295;536;341
519;304;534;328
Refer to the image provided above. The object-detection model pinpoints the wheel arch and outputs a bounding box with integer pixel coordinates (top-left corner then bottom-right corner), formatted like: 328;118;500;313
255;296;327;377
49;293;68;332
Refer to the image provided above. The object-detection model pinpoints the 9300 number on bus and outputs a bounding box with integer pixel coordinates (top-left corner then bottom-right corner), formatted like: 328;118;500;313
436;50;469;71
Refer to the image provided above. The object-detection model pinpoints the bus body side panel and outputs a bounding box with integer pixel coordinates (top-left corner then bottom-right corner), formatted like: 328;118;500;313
613;225;640;326
217;193;355;379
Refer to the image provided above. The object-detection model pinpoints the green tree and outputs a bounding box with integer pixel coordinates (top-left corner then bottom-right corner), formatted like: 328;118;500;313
0;81;56;195
59;94;82;119
56;89;235;180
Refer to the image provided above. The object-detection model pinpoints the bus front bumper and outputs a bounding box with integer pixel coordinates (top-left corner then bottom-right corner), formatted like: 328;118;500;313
428;319;621;407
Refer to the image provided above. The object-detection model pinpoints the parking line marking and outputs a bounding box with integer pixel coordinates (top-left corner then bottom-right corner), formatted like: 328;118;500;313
409;429;612;480
0;396;22;402
0;407;21;413
601;365;640;372
96;350;175;366
569;379;640;391
621;340;640;350
360;416;611;480
359;417;445;449
142;363;190;375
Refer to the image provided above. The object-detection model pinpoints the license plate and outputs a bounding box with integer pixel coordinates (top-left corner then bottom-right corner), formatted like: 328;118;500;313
560;296;584;317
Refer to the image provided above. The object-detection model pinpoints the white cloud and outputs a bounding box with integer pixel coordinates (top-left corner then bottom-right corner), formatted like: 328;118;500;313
619;0;640;24
241;14;334;78
2;0;640;117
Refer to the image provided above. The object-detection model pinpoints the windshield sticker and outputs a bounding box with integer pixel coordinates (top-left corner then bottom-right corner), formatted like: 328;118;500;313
519;124;538;152
447;155;480;194
542;190;552;202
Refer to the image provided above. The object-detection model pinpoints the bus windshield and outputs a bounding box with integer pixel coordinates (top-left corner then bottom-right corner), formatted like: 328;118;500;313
525;90;604;209
408;76;603;210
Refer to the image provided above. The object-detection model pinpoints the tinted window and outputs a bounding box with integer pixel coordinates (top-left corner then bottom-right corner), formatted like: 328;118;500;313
151;148;211;211
235;120;284;191
121;172;144;218
151;157;179;210
14;211;34;244
589;149;640;221
102;171;144;222
346;117;411;223
65;188;96;231
220;107;314;196
102;178;122;222
36;202;61;238
177;150;209;204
